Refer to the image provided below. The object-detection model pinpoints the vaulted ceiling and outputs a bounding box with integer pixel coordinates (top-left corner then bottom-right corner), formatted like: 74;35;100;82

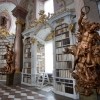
0;0;21;5
0;0;33;11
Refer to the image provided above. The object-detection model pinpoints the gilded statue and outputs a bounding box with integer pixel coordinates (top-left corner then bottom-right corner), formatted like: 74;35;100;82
64;6;100;96
31;10;50;27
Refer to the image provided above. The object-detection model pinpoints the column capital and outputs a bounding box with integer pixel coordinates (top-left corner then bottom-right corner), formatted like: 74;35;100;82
31;37;37;44
12;6;28;20
16;19;25;25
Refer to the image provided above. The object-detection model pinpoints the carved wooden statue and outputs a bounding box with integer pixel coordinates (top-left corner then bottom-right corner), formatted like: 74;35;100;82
4;44;15;73
64;7;100;96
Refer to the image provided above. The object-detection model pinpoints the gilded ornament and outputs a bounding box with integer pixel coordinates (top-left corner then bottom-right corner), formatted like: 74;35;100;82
0;27;9;37
68;23;75;32
64;6;100;96
30;10;50;27
30;38;37;44
45;31;55;41
16;19;25;25
56;18;64;25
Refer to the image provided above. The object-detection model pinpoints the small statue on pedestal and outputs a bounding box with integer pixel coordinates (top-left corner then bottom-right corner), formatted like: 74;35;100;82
64;6;100;96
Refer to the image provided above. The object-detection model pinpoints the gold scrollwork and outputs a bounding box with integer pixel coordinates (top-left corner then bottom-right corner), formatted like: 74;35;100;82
30;10;50;27
16;19;25;25
45;31;55;41
0;27;9;37
68;23;75;32
30;38;37;44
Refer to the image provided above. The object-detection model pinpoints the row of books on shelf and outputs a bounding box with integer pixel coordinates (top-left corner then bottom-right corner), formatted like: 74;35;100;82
24;53;31;58
0;74;6;80
0;60;6;63
24;38;30;44
0;39;9;42
56;23;67;29
24;62;31;68
55;28;68;36
55;38;70;48
56;41;62;47
56;69;72;78
0;46;6;48
0;43;9;45
24;48;31;53
0;52;6;55
23;68;31;74
56;54;74;61
55;61;72;69
24;44;31;48
0;63;6;67
56;48;65;54
56;23;68;30
0;55;5;59
55;78;73;83
25;41;30;44
23;76;31;84
0;49;6;52
55;32;69;41
54;82;73;94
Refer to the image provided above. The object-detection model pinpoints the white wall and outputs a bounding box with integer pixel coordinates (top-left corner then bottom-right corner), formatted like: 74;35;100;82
45;40;53;73
44;0;54;15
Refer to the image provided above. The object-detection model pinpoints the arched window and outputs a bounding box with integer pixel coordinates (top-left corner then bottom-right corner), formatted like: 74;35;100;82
0;16;7;27
0;11;11;30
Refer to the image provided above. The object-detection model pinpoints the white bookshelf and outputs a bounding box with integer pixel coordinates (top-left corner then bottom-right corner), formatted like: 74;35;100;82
37;42;45;73
22;37;32;85
21;37;37;86
0;39;10;81
53;23;78;99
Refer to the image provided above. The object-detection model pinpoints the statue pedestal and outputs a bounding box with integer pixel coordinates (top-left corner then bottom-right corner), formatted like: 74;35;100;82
6;72;21;86
13;72;21;85
79;89;97;100
6;72;14;86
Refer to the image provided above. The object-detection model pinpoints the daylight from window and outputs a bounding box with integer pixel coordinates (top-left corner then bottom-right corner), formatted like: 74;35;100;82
44;0;54;15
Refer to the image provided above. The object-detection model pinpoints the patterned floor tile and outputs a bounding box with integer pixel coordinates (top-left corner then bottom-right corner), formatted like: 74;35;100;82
8;95;15;98
21;93;27;96
3;92;9;95
0;83;46;100
14;98;21;100
27;96;34;99
15;91;21;93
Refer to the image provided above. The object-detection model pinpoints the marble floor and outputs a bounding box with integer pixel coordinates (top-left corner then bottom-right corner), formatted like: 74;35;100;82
0;82;77;100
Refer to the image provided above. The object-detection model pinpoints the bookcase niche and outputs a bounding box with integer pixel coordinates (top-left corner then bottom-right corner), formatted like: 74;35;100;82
53;23;78;99
22;37;32;85
0;39;10;81
37;42;45;73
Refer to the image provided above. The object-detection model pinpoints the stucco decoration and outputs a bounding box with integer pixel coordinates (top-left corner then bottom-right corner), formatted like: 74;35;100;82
30;10;50;27
30;37;37;44
45;30;55;41
26;0;35;29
